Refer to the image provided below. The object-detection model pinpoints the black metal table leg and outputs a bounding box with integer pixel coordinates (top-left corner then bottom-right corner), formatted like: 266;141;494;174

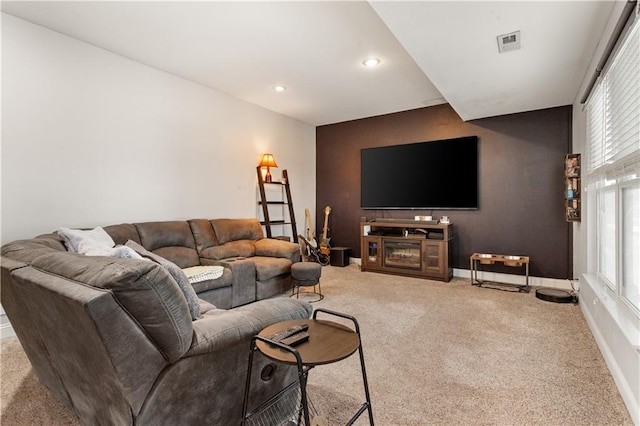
242;335;311;426
241;337;257;426
313;308;374;425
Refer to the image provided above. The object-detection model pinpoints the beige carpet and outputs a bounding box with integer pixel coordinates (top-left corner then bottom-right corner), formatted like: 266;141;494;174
1;264;633;425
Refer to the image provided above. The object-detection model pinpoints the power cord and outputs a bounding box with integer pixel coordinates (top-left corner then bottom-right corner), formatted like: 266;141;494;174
568;278;580;304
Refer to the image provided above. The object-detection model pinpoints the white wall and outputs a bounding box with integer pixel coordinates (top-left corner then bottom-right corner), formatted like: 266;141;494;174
1;13;316;245
572;2;639;424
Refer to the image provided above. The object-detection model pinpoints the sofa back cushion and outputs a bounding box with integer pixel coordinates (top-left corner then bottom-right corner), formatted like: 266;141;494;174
125;240;201;321
188;219;219;252
200;240;256;260
1;234;66;263
104;223;142;245
211;219;264;245
30;251;193;362
134;221;199;268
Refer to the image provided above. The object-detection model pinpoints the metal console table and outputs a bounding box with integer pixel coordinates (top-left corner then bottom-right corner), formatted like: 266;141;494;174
470;253;530;292
242;308;374;426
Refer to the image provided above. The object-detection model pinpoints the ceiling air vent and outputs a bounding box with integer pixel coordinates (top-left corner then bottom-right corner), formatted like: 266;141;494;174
497;30;521;53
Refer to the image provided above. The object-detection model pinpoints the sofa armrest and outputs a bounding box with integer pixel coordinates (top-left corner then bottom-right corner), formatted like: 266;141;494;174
187;298;312;357
209;258;257;307
254;238;300;263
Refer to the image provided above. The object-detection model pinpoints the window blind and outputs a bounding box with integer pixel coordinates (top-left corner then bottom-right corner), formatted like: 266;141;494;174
586;13;640;181
587;83;604;171
607;20;639;164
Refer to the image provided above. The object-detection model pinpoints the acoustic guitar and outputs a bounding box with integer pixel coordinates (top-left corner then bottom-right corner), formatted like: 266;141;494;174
304;208;317;247
319;206;331;255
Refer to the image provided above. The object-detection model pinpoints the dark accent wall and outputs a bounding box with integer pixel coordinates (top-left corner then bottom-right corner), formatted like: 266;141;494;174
316;104;572;279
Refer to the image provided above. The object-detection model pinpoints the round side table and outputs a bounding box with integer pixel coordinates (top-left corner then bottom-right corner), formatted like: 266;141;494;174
241;309;374;426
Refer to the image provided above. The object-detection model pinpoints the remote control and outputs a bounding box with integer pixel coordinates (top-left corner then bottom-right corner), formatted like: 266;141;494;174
268;324;309;343
279;331;310;347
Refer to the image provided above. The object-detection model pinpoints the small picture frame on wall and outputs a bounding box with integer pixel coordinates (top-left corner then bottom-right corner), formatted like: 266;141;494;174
565;155;580;177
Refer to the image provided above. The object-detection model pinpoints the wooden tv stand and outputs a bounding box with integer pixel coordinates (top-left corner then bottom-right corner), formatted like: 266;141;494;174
360;219;453;282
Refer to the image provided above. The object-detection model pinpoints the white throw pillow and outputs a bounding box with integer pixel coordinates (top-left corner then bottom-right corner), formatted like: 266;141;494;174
77;241;144;259
58;226;116;253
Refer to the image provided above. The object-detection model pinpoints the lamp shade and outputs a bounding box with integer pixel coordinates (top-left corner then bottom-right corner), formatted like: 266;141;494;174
258;154;278;168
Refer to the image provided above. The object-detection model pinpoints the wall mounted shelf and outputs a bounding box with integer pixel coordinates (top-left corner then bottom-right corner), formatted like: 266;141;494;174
565;154;581;222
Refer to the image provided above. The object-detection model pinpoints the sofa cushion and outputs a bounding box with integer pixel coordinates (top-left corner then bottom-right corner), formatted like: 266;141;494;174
198;298;217;315
201;240;256;260
30;252;193;362
104;223;141;245
125;240;200;321
188;298;312;356
134;221;199;268
150;246;200;269
251;256;292;281
189;268;233;293
255;238;299;259
210;219;264;245
188;219;219;252
1;235;66;263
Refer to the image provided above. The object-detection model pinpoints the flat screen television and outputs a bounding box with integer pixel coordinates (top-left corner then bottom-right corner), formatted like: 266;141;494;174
360;136;478;209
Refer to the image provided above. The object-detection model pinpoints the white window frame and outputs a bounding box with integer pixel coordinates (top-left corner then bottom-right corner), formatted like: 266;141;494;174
620;178;640;317
585;8;640;319
596;183;616;290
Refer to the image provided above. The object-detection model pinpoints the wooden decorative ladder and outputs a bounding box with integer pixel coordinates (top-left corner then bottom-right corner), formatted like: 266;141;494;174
256;167;298;242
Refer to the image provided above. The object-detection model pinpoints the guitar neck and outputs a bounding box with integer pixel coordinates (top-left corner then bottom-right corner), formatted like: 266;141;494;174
305;209;314;239
322;207;331;241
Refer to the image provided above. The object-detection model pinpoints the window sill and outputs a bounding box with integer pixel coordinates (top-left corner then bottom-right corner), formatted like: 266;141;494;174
582;273;640;351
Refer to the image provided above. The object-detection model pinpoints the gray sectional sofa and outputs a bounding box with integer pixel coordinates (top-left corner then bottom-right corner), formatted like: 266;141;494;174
103;217;302;309
0;218;312;424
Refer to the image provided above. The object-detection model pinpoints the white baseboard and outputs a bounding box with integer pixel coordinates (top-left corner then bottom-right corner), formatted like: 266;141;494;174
349;258;573;290
1;320;16;339
579;274;640;426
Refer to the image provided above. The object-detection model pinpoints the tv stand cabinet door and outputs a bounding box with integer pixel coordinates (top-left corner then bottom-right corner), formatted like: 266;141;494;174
362;236;382;269
422;240;445;277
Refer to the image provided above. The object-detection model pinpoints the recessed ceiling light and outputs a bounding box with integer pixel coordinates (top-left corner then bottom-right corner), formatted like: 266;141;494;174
362;57;381;67
273;84;287;92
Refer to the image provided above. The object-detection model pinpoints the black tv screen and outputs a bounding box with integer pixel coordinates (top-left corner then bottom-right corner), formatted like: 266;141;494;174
361;136;478;209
